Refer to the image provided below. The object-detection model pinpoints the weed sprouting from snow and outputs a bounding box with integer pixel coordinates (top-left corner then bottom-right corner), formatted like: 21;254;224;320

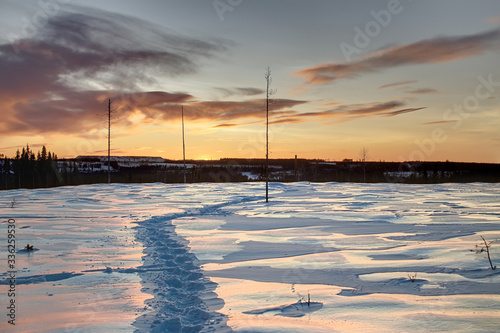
407;273;418;282
291;285;312;308
295;292;312;308
351;285;364;294
10;198;18;208
470;236;497;270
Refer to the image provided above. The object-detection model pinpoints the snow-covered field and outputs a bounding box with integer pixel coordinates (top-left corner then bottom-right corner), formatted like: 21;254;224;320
1;182;500;332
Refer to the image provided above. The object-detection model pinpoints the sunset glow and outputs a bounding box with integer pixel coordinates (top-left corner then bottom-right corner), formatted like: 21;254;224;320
1;0;499;162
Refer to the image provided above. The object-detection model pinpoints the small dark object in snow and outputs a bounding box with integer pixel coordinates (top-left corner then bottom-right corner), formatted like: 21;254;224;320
471;236;497;270
25;244;34;251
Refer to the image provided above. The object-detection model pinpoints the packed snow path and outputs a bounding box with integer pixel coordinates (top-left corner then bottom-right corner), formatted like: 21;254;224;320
133;195;262;332
133;214;230;332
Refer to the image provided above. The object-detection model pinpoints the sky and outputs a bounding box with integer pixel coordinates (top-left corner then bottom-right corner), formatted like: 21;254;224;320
0;0;499;162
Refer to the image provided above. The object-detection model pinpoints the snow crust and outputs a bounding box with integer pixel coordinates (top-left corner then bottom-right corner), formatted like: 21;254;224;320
1;182;500;332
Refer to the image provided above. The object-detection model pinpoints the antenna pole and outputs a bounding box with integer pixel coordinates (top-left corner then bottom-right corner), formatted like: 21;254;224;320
265;69;270;203
182;105;186;184
266;85;269;203
108;99;111;184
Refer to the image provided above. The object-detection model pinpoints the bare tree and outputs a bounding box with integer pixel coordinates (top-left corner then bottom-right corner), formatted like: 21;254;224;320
106;99;118;184
264;67;276;203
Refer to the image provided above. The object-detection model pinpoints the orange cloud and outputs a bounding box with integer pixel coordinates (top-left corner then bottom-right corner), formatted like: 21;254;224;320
295;28;500;84
287;85;312;97
212;123;239;128
0;7;226;136
178;99;307;122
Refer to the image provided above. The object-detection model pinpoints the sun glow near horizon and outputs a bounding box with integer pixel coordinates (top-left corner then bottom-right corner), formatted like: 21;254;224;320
0;1;499;163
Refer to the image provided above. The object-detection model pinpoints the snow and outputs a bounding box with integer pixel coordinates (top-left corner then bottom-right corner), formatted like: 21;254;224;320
1;182;500;332
241;172;259;181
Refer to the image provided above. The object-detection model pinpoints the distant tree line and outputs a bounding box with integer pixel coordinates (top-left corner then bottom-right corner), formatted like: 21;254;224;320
1;145;500;190
1;144;63;189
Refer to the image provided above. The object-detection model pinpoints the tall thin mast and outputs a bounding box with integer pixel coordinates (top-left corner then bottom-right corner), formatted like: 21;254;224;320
182;105;186;184
107;99;111;184
266;81;269;203
265;68;271;203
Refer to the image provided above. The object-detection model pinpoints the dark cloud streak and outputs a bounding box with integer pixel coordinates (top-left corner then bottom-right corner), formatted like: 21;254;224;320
379;80;418;89
258;100;426;125
215;87;265;98
404;88;438;95
0;5;227;135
